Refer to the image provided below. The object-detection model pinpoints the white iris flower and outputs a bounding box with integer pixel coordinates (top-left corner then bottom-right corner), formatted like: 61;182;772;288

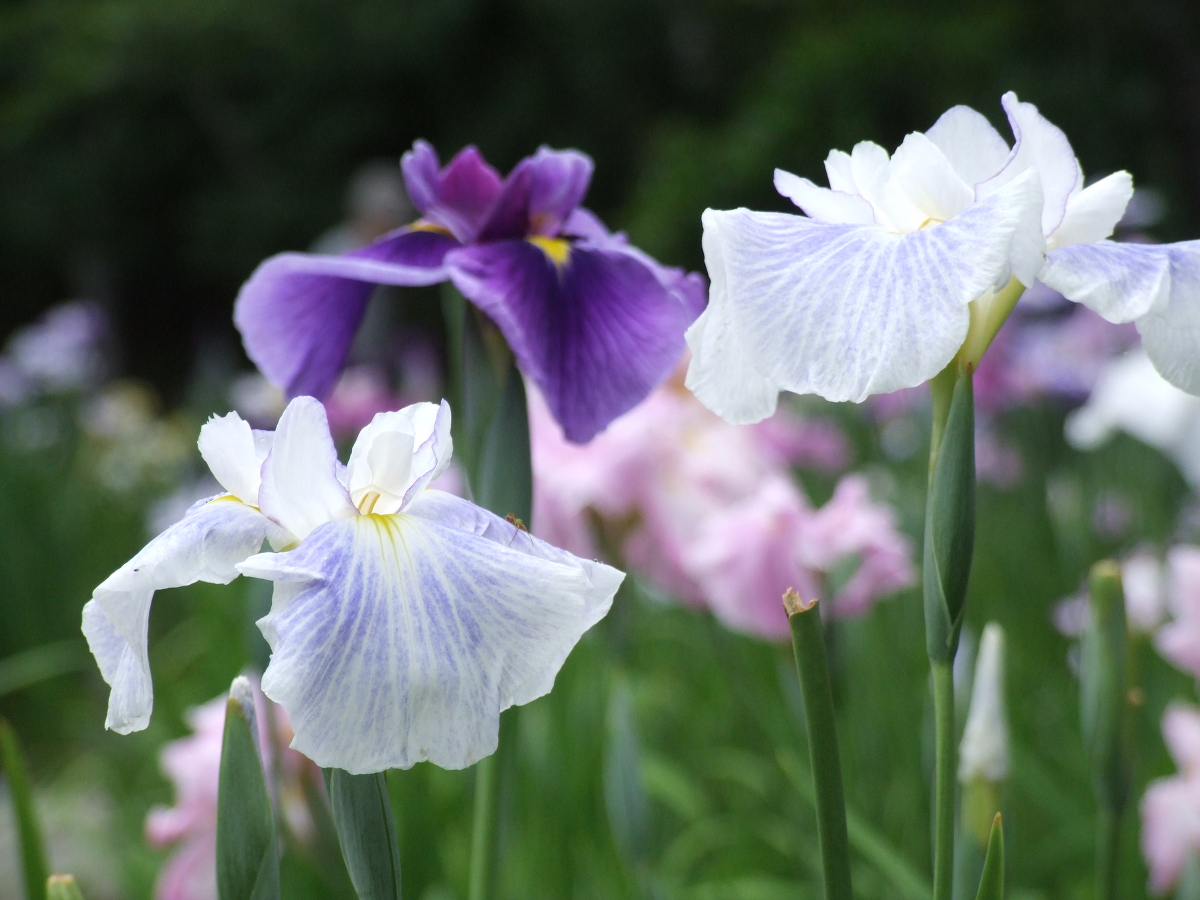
84;397;622;774
687;92;1200;422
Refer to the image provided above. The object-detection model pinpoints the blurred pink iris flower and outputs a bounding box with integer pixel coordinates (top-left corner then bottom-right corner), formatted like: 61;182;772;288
1141;704;1200;894
144;683;317;900
530;363;914;640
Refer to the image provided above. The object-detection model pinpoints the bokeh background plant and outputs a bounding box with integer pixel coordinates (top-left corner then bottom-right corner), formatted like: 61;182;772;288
4;0;1200;898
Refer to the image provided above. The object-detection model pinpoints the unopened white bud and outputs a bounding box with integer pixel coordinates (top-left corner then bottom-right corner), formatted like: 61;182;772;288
959;623;1009;784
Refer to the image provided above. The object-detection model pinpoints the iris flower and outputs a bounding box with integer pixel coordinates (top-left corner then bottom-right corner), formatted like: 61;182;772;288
234;141;706;443
687;92;1200;422
84;398;622;773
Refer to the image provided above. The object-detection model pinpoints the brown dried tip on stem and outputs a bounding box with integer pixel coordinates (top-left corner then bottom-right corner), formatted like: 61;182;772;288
782;588;818;617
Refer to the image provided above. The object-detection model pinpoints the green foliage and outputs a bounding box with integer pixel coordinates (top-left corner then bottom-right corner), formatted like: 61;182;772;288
0;718;49;900
217;690;280;900
323;770;402;900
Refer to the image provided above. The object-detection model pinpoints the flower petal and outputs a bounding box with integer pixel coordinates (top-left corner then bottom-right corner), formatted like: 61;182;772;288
198;411;268;506
345;400;453;514
447;239;700;442
259;397;356;540
83;497;274;733
1040;240;1170;323
887;131;975;224
985;92;1079;237
687;169;1042;410
233;230;456;400
239;493;620;772
1050;172;1134;248
1135;241;1200;394
401;140;504;242
476;148;594;242
924;104;1011;188
773;169;876;225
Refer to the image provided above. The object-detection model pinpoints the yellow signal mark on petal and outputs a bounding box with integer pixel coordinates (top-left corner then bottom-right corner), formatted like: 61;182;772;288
528;235;571;267
408;219;454;237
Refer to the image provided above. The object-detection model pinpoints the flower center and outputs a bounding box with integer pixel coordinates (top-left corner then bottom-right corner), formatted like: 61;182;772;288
528;235;571;267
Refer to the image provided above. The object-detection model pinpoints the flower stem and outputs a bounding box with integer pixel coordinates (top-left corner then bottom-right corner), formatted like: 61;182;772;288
932;662;956;900
785;592;853;900
1095;807;1120;900
468;751;499;900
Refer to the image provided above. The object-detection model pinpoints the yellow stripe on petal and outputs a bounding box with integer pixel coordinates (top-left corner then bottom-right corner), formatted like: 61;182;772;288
528;236;571;267
408;219;454;237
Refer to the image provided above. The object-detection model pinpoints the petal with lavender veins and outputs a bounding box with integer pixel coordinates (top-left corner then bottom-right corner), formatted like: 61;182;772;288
773;170;876;225
83;497;275;733
447;239;701;442
1136;242;1200;394
233;229;457;399
239;493;620;772
689;169;1042;410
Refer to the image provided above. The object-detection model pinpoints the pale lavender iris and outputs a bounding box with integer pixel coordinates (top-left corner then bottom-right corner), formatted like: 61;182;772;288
234;141;707;443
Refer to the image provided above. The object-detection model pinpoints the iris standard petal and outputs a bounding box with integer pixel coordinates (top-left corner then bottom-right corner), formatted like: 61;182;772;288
345;400;453;514
258;397;357;540
887;131;975;225
1049;171;1134;248
689;169;1042;409
685;211;787;424
446;239;700;442
773;170;876;225
239;495;620;773
401;140;504;242
233;230;456;399
525;147;594;236
197;411;265;506
924;104;1011;188
83;497;276;733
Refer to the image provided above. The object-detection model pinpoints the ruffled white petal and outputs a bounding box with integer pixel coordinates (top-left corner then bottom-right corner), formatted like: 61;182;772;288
983;92;1079;237
688;169;1042;410
258;396;356;540
1135;241;1200;395
924;105;1010;188
887;131;974;224
685;210;786;423
1049;171;1134;249
239;491;621;773
773;170;875;225
197;411;270;506
346;400;453;514
1040;240;1170;323
82;497;275;733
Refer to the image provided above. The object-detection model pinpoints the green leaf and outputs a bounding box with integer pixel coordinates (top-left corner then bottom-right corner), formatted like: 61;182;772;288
1080;561;1130;813
604;674;650;870
473;363;532;524
45;875;84;900
323;768;403;900
923;365;976;663
0;717;48;900
216;683;280;900
973;814;1004;900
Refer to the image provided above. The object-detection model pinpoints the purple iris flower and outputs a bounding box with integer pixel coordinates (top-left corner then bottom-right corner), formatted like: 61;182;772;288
234;141;707;443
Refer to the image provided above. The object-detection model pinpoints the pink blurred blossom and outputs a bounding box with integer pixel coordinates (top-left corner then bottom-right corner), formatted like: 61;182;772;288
1156;546;1200;679
530;364;913;640
1141;704;1200;894
323;364;407;439
145;683;318;900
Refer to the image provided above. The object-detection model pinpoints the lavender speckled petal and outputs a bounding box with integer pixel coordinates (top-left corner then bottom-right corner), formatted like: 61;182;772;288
233;229;457;399
1040;240;1170;323
447;239;703;442
83;497;275;734
1134;241;1200;395
401;141;503;243
238;492;620;773
687;169;1042;415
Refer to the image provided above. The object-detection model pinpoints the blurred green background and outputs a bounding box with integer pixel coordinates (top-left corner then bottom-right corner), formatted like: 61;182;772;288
3;0;1200;898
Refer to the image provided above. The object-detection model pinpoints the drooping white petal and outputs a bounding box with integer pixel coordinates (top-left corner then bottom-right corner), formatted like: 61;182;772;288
688;169;1042;410
1040;240;1170;323
925;105;1011;188
82;497;276;733
887;131;975;225
346;400;453;514
239;492;621;773
773;170;875;225
685;210;787;423
983;92;1079;237
1135;241;1200;395
258;396;356;540
197;411;269;506
1049;171;1134;249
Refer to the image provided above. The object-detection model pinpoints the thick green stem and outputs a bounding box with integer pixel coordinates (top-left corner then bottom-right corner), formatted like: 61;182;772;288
786;592;853;900
468;751;499;900
1095;808;1120;900
932;663;957;900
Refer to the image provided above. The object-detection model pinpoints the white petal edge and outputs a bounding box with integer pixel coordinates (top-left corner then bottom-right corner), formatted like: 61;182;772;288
693;169;1042;404
259;396;356;540
1135;241;1200;395
198;411;267;506
773;170;875;225
1040;240;1170;324
83;497;275;733
345;400;453;515
924;104;1010;188
239;491;621;773
1049;171;1134;249
686;209;785;424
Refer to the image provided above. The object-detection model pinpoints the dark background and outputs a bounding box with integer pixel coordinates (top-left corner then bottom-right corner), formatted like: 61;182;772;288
3;0;1200;399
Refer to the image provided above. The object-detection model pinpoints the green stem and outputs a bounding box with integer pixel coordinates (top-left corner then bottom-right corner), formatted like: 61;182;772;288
1096;808;1120;900
786;594;853;900
468;752;499;900
932;663;957;900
